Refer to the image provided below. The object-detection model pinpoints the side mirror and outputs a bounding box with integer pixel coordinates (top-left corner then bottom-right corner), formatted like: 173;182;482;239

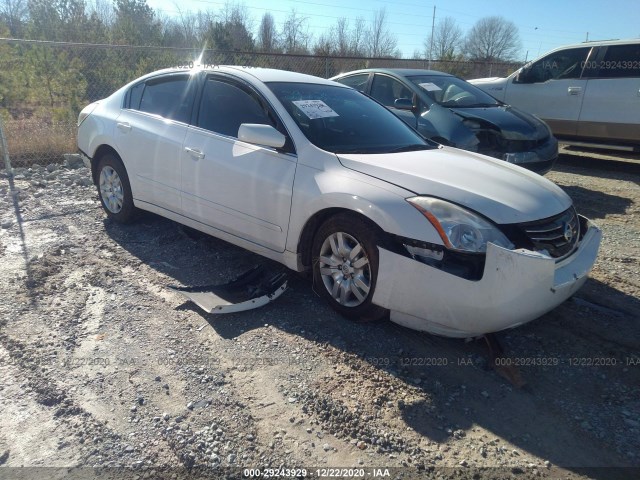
238;124;286;149
394;98;414;110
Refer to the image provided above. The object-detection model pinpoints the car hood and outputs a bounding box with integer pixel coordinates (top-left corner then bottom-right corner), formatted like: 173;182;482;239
452;106;548;141
337;147;571;224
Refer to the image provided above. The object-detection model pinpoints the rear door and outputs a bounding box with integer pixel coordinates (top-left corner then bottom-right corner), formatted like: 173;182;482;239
115;73;196;211
180;74;297;252
503;46;593;137
578;43;640;144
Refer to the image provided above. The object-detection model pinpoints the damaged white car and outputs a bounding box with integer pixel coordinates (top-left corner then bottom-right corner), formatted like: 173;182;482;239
77;66;601;338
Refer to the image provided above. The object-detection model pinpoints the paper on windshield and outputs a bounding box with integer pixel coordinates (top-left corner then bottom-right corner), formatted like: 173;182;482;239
292;100;339;119
418;82;442;92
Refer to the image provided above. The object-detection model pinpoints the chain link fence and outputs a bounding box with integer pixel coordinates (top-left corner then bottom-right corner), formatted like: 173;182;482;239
0;38;521;170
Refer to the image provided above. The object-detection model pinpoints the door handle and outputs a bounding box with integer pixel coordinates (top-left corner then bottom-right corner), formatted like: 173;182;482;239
184;147;205;160
116;122;131;132
567;87;582;95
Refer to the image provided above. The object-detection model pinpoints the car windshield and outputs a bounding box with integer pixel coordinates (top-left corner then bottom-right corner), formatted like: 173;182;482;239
408;75;500;108
266;82;434;154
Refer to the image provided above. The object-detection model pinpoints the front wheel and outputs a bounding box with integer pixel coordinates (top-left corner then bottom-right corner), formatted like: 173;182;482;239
312;213;387;322
96;153;137;223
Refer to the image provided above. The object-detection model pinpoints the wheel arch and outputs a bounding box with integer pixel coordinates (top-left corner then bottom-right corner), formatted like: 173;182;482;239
297;207;386;271
91;144;122;185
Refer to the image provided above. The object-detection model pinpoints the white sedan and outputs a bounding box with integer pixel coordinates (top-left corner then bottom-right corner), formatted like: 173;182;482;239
77;66;601;338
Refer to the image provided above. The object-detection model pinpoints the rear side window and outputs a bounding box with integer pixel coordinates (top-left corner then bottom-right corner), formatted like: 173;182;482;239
197;78;271;137
596;44;640;78
335;74;369;92
138;75;192;123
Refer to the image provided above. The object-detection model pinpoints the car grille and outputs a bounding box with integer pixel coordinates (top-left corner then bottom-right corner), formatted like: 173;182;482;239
518;208;580;259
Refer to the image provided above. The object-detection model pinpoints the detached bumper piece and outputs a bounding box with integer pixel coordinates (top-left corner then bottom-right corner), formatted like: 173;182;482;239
169;265;287;314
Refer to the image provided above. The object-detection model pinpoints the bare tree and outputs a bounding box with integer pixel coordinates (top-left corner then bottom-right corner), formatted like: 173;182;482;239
0;0;28;36
194;10;215;44
87;0;115;28
172;4;200;47
333;17;350;56
216;1;254;51
313;31;333;56
313;16;368;57
257;12;278;52
367;8;398;58
350;17;366;56
428;16;463;60
464;16;522;62
280;9;311;54
219;1;252;31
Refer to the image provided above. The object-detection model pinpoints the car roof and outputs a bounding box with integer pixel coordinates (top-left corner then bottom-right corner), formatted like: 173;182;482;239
558;38;640;49
333;68;453;78
534;38;640;57
140;66;342;86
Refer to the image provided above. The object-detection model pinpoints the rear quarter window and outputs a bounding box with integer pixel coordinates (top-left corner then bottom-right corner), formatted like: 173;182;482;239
335;74;369;93
127;82;144;110
595;44;640;78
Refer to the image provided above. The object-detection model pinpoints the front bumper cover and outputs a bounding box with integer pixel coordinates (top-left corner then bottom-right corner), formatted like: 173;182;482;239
372;218;601;337
481;136;558;174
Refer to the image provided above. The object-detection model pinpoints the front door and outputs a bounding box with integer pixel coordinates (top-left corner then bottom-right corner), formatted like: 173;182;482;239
503;47;593;137
181;75;297;252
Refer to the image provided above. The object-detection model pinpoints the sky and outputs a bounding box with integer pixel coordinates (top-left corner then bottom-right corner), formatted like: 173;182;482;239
145;0;640;60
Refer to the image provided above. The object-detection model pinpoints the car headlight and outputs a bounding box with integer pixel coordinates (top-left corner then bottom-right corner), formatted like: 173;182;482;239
406;197;514;253
462;119;482;131
531;114;552;137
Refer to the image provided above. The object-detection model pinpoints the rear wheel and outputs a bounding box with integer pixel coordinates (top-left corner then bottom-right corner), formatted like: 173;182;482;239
96;153;137;223
312;213;387;322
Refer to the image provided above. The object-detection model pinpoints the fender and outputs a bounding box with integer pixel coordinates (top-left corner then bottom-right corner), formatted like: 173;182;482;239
286;162;444;255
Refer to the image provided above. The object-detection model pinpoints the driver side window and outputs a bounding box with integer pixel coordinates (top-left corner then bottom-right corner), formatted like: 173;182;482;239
370;75;413;107
197;78;272;137
521;47;591;83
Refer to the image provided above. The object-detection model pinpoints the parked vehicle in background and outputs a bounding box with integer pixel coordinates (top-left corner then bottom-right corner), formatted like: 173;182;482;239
470;39;640;152
77;66;600;338
331;68;558;174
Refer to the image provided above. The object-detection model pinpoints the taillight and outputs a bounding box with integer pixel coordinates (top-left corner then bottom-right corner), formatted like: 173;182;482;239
77;101;100;126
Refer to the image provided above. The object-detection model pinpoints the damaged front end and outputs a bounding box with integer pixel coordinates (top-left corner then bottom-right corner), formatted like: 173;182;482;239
456;110;558;174
373;211;601;338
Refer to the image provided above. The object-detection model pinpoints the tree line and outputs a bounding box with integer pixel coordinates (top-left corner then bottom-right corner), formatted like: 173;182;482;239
0;0;522;132
1;0;522;61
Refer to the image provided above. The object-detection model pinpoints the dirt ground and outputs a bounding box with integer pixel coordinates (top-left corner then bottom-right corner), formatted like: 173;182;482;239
0;149;639;480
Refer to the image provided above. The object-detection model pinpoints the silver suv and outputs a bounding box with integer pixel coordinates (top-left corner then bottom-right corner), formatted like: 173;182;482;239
471;39;640;152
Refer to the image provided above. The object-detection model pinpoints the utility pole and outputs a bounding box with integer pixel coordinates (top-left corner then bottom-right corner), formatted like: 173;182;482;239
586;32;589;42
428;5;435;69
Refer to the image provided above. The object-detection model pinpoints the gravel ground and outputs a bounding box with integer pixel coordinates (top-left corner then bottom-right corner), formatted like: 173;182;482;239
0;151;639;480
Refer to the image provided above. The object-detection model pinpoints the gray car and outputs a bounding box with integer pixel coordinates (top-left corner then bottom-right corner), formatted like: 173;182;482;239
332;68;558;174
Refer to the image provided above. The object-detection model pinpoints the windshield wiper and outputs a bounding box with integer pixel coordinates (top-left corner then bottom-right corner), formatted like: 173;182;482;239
442;102;498;108
466;103;500;108
334;147;372;154
387;144;434;153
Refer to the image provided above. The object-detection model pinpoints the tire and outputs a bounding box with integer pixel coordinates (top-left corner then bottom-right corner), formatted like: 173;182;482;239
96;153;137;223
312;213;388;322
